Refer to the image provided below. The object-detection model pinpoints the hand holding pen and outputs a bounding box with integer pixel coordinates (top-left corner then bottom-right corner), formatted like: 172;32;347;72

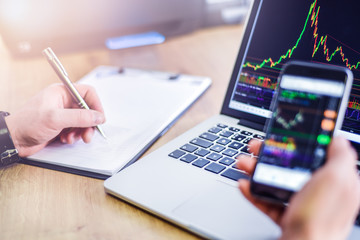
42;47;107;139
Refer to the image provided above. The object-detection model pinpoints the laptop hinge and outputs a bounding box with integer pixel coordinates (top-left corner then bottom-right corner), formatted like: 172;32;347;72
237;119;264;132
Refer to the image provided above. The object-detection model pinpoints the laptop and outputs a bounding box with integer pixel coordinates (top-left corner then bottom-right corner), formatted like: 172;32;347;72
105;0;360;239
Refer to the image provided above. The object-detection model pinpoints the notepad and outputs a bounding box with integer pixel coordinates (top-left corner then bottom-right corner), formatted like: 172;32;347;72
23;66;211;179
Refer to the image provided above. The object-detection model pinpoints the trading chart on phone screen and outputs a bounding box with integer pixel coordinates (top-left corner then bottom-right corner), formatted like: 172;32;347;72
232;0;360;135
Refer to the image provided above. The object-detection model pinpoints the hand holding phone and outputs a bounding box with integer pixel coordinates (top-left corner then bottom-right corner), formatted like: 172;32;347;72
238;137;360;239
250;61;353;203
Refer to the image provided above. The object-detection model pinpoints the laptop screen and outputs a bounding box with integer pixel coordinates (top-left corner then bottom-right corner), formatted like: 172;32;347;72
222;0;360;156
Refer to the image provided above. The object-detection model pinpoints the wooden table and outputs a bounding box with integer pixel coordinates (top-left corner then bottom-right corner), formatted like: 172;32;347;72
0;25;243;240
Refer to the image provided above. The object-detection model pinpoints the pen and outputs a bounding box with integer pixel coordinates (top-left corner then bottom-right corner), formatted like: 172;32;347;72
42;47;107;139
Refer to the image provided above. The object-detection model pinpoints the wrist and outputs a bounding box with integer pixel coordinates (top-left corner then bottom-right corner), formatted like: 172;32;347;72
0;112;20;166
4;114;23;157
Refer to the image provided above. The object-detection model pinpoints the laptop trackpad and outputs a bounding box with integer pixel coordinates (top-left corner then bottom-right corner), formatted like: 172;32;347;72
172;180;280;240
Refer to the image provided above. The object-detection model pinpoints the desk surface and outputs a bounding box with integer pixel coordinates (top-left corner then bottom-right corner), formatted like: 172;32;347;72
0;25;243;240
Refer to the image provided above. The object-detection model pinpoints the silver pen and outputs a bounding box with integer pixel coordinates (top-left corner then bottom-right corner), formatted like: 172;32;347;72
42;47;107;139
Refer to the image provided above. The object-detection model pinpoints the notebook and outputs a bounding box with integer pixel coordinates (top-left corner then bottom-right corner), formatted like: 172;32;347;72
22;66;211;179
104;0;360;239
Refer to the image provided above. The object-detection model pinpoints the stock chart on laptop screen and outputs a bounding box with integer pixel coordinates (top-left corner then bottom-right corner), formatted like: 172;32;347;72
229;0;360;137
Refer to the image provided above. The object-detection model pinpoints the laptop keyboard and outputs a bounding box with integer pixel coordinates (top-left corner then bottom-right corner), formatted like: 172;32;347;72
168;123;360;226
168;123;264;182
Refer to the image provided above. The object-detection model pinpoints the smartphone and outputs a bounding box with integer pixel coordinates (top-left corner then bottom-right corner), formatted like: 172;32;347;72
250;61;353;203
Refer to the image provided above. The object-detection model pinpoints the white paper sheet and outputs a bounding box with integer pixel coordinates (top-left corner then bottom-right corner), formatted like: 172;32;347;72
27;66;211;176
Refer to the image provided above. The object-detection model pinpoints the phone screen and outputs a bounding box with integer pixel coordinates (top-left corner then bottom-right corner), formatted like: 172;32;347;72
252;71;347;196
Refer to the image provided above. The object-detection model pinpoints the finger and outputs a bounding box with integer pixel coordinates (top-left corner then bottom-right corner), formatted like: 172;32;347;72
60;133;67;144
58;83;105;113
61;128;89;144
81;127;95;143
59;128;71;143
239;180;284;224
237;154;257;175
50;108;105;130
248;139;262;156
59;128;73;144
328;136;357;160
327;136;357;169
61;127;95;143
73;129;82;143
74;84;105;113
64;131;77;144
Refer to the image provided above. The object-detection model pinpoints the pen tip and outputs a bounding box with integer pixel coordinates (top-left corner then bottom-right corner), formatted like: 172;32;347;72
96;126;108;140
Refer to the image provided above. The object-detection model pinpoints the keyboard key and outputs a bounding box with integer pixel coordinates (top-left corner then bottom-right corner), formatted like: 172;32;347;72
221;169;249;181
194;148;210;157
199;132;219;141
253;134;264;140
241;146;250;154
208;127;222;134
222;149;238;157
180;154;198;163
210;145;225;153
216;138;231;145
206;152;223;161
219;157;235;166
220;131;234;137
217;123;227;128
231;134;246;142
180;144;198;153
192;158;210;168
228;142;244;150
205;162;226;174
242;138;252;144
169;150;186;159
241;130;253;136
190;138;213;148
228;127;240;132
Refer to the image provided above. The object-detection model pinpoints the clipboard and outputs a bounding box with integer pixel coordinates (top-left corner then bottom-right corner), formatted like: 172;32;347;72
22;66;212;179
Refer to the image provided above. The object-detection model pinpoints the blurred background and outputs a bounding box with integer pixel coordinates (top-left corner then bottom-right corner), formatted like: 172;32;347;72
0;0;250;57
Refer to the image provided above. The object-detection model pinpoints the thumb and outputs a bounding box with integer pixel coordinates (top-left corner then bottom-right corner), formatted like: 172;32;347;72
51;109;105;129
327;136;357;168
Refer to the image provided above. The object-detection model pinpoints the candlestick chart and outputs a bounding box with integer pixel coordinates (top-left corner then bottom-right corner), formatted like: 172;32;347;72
242;0;360;72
